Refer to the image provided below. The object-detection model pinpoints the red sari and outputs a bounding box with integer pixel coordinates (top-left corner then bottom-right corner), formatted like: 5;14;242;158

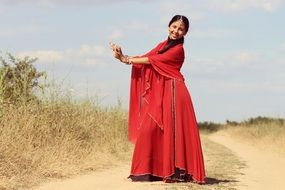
128;39;205;183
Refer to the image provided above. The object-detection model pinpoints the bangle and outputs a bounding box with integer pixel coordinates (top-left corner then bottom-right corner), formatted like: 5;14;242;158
125;56;132;65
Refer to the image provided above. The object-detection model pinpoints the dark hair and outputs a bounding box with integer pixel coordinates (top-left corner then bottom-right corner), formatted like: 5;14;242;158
158;15;189;54
168;15;189;34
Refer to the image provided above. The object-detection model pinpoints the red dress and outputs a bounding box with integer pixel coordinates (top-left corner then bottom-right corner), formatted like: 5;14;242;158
128;39;205;183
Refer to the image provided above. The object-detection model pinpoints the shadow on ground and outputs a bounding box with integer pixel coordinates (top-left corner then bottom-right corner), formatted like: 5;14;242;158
205;177;239;185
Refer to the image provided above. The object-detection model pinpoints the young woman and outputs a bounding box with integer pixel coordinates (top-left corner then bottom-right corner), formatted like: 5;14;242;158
111;15;205;183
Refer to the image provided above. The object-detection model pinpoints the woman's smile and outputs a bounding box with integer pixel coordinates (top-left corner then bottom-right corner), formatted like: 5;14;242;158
168;20;186;40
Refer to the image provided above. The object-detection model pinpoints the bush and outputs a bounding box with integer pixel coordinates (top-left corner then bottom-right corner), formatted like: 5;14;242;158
241;116;284;126
0;52;46;106
198;121;223;133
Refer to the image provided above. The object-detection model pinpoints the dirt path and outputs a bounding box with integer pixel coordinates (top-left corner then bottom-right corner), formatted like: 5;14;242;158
30;134;285;190
32;163;167;190
209;133;285;190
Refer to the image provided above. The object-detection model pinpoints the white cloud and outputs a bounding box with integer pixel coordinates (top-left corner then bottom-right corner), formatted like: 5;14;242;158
186;57;226;74
192;28;238;39
230;52;261;67
108;29;124;41
159;1;207;22
187;52;258;74
78;45;106;56
225;51;263;67
210;80;285;93
0;0;159;8
124;21;149;31
17;44;108;67
186;48;285;104
0;25;44;37
18;50;64;62
83;58;99;66
206;0;285;12
186;50;277;79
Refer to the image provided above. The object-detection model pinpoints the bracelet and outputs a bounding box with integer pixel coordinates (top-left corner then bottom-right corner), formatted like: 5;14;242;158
125;56;132;65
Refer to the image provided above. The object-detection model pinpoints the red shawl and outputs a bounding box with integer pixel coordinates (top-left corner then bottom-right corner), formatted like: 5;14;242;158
128;40;185;143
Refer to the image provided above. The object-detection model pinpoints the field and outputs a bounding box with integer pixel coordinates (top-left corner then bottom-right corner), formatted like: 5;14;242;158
0;99;131;190
1;97;284;190
1;54;284;189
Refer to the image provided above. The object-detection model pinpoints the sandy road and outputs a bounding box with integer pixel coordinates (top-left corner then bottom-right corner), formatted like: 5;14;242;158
32;163;167;190
209;133;285;190
30;133;285;190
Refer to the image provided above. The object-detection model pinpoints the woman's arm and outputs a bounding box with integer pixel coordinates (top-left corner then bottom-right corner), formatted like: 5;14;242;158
123;56;150;65
110;42;150;65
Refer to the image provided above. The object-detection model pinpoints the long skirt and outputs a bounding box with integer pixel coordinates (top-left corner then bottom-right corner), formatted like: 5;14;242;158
129;78;205;183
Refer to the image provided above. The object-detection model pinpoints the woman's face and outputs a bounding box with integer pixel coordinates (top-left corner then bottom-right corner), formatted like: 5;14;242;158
168;20;186;40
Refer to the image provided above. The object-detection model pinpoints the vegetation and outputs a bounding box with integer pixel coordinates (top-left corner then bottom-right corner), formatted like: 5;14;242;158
0;52;284;189
198;121;223;133
0;53;46;106
222;117;285;155
199;116;285;155
239;116;284;126
0;53;130;190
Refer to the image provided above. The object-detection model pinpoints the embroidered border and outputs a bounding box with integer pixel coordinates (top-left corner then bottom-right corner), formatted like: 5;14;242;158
171;79;177;166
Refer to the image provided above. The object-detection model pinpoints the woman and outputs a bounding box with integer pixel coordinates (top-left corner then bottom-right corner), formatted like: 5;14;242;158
110;15;205;183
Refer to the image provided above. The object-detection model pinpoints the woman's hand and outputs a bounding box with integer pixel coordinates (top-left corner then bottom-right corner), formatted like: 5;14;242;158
110;42;123;60
110;42;132;65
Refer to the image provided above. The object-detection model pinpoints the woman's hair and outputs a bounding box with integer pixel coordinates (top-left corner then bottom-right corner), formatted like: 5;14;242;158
158;15;189;54
168;15;190;34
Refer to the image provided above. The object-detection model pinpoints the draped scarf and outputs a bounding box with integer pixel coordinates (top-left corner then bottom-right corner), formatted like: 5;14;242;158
128;39;185;143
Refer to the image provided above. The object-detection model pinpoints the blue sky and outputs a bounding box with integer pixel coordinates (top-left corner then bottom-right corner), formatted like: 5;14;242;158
1;0;285;123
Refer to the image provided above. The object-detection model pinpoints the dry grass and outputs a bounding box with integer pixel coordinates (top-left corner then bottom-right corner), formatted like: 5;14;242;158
1;85;283;190
220;119;285;156
0;99;131;190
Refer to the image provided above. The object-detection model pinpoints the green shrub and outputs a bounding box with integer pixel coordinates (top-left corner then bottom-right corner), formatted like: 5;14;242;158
198;121;223;133
0;52;46;106
241;116;284;126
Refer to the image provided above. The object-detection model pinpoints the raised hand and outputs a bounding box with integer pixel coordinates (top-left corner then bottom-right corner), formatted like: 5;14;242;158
109;42;123;60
